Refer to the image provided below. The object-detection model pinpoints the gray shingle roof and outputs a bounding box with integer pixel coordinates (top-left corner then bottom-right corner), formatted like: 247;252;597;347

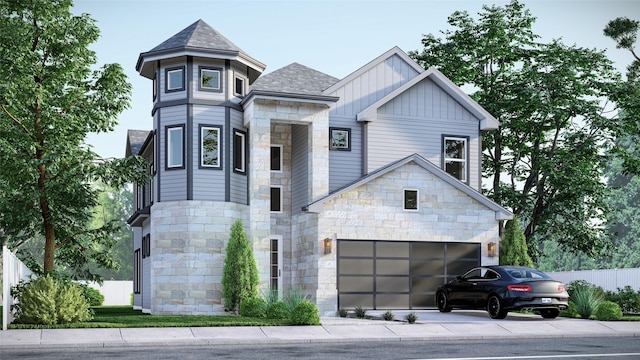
250;63;339;96
149;19;242;54
126;130;152;157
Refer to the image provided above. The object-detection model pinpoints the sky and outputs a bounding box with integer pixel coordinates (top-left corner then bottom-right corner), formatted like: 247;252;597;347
71;0;640;159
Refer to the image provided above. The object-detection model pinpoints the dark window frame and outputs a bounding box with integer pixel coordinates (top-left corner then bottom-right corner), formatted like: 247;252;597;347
165;124;185;170
165;66;185;92
199;124;223;169
198;66;223;92
233;128;247;174
270;186;282;213
403;189;419;211
134;249;141;294
330;127;351;151
234;75;246;96
270;145;282;172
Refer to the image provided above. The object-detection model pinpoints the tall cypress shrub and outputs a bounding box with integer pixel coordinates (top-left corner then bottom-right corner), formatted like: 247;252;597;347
222;220;259;312
500;217;533;267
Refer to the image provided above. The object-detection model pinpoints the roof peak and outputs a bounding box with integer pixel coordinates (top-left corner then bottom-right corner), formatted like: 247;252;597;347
148;19;242;53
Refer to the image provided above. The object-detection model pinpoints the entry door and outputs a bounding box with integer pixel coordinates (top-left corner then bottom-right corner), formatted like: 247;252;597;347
270;236;283;291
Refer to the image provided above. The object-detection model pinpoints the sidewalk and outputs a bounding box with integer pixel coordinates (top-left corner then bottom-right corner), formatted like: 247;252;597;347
1;310;639;349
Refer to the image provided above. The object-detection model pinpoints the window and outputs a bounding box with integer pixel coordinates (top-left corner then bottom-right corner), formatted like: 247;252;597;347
134;249;141;294
199;67;222;91
270;186;282;212
166;125;184;169
142;234;150;258
234;76;245;96
330;127;351;151
404;189;419;211
200;125;222;168
270;145;282;172
443;136;467;182
233;129;246;174
166;66;185;92
153;74;157;100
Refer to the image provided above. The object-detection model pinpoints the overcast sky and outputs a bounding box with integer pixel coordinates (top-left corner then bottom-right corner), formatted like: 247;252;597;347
71;0;640;159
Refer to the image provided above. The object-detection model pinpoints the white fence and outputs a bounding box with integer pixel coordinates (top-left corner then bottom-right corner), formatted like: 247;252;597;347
81;280;133;306
2;245;33;331
547;268;640;292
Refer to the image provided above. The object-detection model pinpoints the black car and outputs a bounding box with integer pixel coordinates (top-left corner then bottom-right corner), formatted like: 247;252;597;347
435;265;569;319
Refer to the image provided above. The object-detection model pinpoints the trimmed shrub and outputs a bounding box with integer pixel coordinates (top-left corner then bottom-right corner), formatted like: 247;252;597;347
354;305;367;318
382;310;395;321
11;274;93;325
222;220;260;312
606;286;640;314
560;301;579;318
594;301;623;321
78;284;105;306
338;308;348;317
239;297;266;318
289;301;320;325
405;312;418;324
266;301;289;320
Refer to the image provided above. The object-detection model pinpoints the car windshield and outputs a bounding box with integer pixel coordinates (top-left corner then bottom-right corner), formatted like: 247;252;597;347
505;268;550;280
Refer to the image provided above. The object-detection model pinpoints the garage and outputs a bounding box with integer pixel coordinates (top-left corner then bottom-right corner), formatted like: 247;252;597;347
337;240;480;309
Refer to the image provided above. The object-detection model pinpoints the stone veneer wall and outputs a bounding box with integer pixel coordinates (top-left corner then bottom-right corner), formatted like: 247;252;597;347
299;162;501;315
149;200;248;314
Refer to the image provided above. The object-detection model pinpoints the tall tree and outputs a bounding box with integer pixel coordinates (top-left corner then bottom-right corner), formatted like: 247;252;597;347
500;217;533;267
222;220;259;312
0;0;147;280
410;0;622;259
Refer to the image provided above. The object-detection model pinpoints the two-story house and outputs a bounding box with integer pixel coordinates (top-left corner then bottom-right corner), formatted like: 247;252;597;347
126;19;512;315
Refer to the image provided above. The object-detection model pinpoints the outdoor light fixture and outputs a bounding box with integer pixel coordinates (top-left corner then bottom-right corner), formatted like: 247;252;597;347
487;242;496;257
324;237;332;254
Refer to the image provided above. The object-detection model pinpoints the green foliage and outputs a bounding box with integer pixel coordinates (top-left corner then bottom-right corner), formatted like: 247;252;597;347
405;312;418;324
11;274;93;325
289;301;320;325
560;301;578;318
221;220;259;312
338;308;348;317
410;0;624;260
568;281;604;319
266;301;289;320
354;305;367;318
239;297;266;318
0;0;149;279
606;286;640;314
382;310;395;321
78;284;105;306
283;288;308;312
500;217;533;267
595;301;623;321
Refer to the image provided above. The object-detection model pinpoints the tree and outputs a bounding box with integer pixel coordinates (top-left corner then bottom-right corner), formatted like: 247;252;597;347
410;0;622;259
0;0;148;280
221;220;259;312
500;217;533;267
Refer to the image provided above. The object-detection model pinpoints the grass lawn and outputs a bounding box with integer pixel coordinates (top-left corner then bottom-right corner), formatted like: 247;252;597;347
8;306;291;329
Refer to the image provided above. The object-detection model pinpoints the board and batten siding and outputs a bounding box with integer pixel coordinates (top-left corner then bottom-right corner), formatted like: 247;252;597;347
329;116;363;192
192;105;226;201
158;105;187;201
291;124;308;214
328;54;420;117
229;109;248;204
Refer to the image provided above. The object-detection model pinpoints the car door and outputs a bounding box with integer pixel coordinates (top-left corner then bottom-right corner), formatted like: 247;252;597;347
448;268;483;307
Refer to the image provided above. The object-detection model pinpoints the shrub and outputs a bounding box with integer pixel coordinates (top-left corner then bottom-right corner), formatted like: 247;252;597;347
222;220;259;312
382;310;395;321
78;284;105;306
338;308;348;317
560;301;579;318
11;274;93;325
570;282;604;319
289;301;320;325
405;312;418;324
266;301;289;320
283;288;308;312
594;301;623;321
354;305;367;318
606;286;640;314
239;297;266;318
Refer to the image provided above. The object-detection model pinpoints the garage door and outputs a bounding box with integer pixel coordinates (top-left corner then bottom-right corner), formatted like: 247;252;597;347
337;240;480;309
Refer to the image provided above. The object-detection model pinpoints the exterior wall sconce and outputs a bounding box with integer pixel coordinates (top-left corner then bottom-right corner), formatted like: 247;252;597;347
324;238;332;254
487;242;496;258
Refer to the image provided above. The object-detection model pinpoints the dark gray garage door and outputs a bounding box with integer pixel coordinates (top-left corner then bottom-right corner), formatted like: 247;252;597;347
337;240;480;309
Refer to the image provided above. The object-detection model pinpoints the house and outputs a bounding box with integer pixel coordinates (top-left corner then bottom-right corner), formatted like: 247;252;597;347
126;19;512;315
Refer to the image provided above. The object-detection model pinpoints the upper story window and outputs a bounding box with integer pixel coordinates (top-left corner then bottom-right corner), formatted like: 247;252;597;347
166;125;184;169
234;75;245;96
404;189;419;211
166;66;185;92
200;125;222;169
200;67;222;92
330;127;351;151
270;186;282;213
443;136;467;182
271;145;282;172
233;129;246;174
153;74;157;100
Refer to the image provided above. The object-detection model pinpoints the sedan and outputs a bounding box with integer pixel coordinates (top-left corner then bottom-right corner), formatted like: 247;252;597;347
436;265;569;319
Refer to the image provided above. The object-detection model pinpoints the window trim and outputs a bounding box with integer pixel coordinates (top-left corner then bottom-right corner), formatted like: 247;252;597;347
442;135;469;183
329;127;351;151
233;128;247;174
134;249;141;294
199;66;223;92
270;186;283;213
199;124;223;169
270;145;283;172
234;74;246;96
153;73;157;101
165;66;185;92
403;188;419;211
166;125;185;170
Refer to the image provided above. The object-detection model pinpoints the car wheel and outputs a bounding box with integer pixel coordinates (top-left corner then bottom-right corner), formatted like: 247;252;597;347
436;292;452;312
487;295;508;319
540;308;560;319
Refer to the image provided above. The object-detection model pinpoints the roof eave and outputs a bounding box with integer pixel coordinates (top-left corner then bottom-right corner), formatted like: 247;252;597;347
240;90;339;107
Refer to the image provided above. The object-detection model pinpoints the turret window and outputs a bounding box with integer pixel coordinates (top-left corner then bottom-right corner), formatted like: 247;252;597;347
199;67;222;92
166;125;184;169
166;66;185;92
200;125;222;169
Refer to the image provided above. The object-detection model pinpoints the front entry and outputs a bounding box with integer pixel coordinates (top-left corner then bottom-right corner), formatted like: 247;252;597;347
337;240;480;309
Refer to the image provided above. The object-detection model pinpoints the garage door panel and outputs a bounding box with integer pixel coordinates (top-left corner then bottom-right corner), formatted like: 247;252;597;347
447;243;479;258
339;276;373;292
339;294;373;309
376;241;409;257
339;259;373;275
339;240;373;257
412;242;445;258
376;259;409;275
412;276;446;291
376;294;410;309
411;260;444;275
448;259;479;276
412;293;436;308
376;276;409;292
